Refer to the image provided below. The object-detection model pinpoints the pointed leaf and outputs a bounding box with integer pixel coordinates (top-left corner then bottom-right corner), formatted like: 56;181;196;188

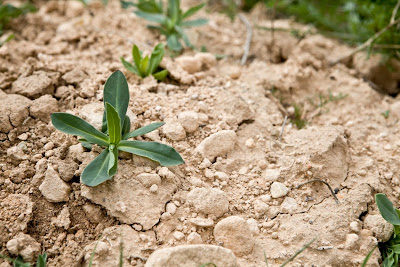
167;34;182;51
181;18;208;27
168;0;180;25
175;25;192;47
108;145;118;176
361;245;377;267
123;122;165;139
102;70;130;131
36;253;47;267
105;103;121;144
81;149;113;186
121;57;140;75
51;113;109;146
376;193;400;225
152;69;168;81
148;43;165;75
140;55;149;76
182;3;205;19
132;44;142;70
134;10;166;23
122;115;131;135
118;140;184;166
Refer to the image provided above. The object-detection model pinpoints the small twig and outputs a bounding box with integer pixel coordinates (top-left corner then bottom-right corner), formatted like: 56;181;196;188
295;179;340;204
278;116;288;142
238;14;252;65
330;17;400;65
391;0;400;24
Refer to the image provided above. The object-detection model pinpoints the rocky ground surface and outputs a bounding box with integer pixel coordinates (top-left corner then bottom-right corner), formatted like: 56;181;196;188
1;1;400;266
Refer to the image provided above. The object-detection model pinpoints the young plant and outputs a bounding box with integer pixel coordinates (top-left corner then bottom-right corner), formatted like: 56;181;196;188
133;0;208;52
0;253;47;267
369;193;400;266
51;70;184;187
121;43;168;81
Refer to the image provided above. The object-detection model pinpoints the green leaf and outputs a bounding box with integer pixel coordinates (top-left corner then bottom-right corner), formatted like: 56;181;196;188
383;251;395;267
361;245;377;267
121;57;140;76
108;145;118;176
182;3;205;19
102;70;130;132
181;18;208;27
132;44;142;71
105;103;121;145
123;122;165;140
167;0;180;25
36;253;47;267
152;69;168;81
118;140;184;166
148;43;165;75
376;193;400;225
175;25;192;47
51;113;109;147
390;244;400;254
140;55;149;76
12;256;30;267
167;34;182;51
122;115;131;135
81;149;113;186
134;10;166;23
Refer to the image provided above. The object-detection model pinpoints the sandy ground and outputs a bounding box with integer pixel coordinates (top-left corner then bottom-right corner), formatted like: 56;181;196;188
1;1;400;266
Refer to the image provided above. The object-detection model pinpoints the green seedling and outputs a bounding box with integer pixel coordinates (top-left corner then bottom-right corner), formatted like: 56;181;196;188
382;110;390;119
367;193;400;266
0;253;47;267
291;104;307;130
133;0;208;52
51;70;184;187
0;1;36;45
121;43;168;81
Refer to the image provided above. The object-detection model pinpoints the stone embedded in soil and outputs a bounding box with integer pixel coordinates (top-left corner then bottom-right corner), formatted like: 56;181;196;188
56;159;79;182
280;197;298;214
195;130;237;161
145;245;238;267
187;187;229;218
29;94;58;121
187;232;202;244
189;218;214;228
6;233;41;262
0;92;31;133
39;165;71;202
213;216;254;256
62;68;87;84
364;214;394;242
11;71;57;99
81;163;176;230
7;145;29;162
0;194;33;241
344;233;359;249
178;111;199;133
162;120;186;141
270;182;289;198
175;55;202;74
51;206;71;229
136;173;161;188
82;203;104;224
83;225;145;267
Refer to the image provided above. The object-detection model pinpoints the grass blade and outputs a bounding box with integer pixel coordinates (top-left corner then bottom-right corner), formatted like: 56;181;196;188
182;3;205;19
148;43;165;75
152;69;168;81
121;57;140;76
123;122;165;139
51;113;109;146
376;193;400;225
102;70;129;132
88;234;103;267
118;140;184;166
81;149;113;186
361;244;377;267
181;18;209;27
132;44;142;71
280;237;316;267
134;10;166;23
105;103;121;145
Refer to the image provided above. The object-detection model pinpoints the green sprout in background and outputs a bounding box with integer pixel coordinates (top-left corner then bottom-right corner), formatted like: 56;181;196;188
128;0;208;52
0;253;47;267
121;43;168;81
51;70;184;187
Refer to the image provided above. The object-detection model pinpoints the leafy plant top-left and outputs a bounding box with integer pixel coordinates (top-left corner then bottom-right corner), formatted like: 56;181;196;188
51;70;184;186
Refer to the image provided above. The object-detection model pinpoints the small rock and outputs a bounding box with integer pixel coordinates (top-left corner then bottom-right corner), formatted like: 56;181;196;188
62;69;87;84
175;56;202;74
350;221;360;233
30;94;58;121
178;111;199;133
166;203;177;215
270;182;288;198
344;233;359;249
364;214;394;242
195;130;237;161
247;218;260;235
173;231;185;241
82;204;104;224
245;138;255;148
189;218;214;227
145;245;238;267
39;165;71;202
150;184;158;193
187;232;202;244
52;206;71;229
214;171;229;181
136;173;161;188
187;188;229;217
11;71;56;99
265;169;280;181
214;216;254;256
0;93;31;133
162;120;186;141
194;53;217;68
6;233;41;262
254;199;268;217
79;102;104;130
7;145;29;161
280;197;298;214
57;159;79;182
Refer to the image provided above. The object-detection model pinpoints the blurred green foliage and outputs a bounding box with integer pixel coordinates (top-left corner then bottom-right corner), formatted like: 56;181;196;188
0;1;36;36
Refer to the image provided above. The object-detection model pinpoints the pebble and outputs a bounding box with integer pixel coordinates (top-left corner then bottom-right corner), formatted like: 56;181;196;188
245;138;255;148
195;130;237;161
175;56;202;74
270;182;289;198
39;165;71;202
187;188;229;217
280;197;298;214
178;111;199;133
30;94;58;121
247;218;260;235
187;232;202;244
350;221;360;233
166;203;177;215
11;71;55;98
260;194;271;202
364;214;394;242
173;231;185;241
265;169;280;181
6;233;41;262
214;171;229;181
150;184;158;193
162;120;186;141
344;233;359;249
214;216;254;256
137;173;161;188
189;218;214;227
